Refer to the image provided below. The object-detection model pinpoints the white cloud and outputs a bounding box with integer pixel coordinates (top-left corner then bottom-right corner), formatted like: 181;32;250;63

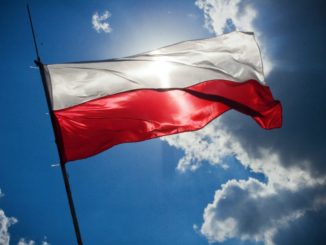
0;189;18;245
0;189;50;245
0;210;17;245
200;178;325;245
195;0;256;35
163;121;325;190
163;122;235;172
163;119;326;244
92;10;112;33
17;239;50;245
17;239;35;245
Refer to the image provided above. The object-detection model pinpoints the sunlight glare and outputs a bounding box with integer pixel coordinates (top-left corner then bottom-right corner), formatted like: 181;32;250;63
150;59;174;87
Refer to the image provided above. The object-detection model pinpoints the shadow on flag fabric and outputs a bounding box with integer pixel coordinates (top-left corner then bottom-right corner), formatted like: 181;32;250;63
43;32;282;163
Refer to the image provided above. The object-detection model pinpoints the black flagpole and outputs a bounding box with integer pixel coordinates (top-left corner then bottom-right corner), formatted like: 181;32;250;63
27;4;84;245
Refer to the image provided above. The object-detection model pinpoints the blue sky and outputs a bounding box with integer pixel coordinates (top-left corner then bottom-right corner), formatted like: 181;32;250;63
0;0;326;245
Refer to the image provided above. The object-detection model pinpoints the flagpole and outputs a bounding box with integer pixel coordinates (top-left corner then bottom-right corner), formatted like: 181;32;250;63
27;4;84;245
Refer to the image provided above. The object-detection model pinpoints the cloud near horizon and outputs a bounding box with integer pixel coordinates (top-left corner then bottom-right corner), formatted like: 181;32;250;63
162;0;326;244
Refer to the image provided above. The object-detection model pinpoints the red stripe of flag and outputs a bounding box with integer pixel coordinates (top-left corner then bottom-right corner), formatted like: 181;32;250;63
53;79;281;163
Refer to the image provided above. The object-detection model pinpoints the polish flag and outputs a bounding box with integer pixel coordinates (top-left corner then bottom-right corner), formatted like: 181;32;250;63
43;32;282;163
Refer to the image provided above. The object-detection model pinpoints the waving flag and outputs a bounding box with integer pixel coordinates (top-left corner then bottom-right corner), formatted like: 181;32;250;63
43;32;282;163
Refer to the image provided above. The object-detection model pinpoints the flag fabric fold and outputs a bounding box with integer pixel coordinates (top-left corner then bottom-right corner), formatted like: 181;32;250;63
43;32;282;163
